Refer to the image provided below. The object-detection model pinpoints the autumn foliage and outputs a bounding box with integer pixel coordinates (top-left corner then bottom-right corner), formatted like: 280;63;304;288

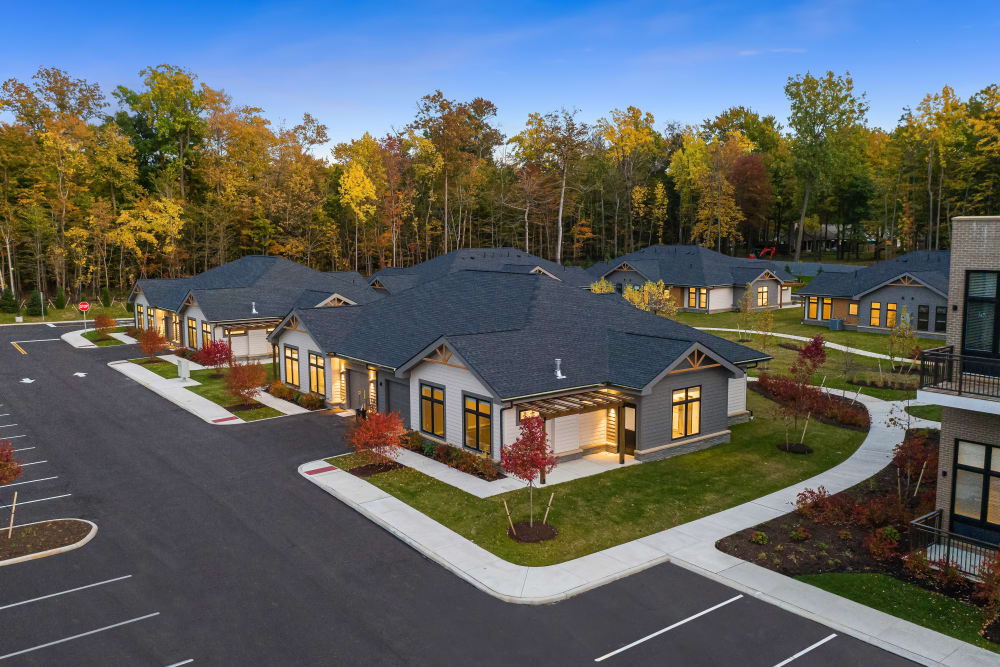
501;416;558;526
94;313;115;336
137;326;168;359
194;340;232;374
348;411;405;464
0;441;23;486
225;361;267;406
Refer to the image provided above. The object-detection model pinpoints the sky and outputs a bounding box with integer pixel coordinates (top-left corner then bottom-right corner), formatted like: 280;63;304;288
3;0;999;153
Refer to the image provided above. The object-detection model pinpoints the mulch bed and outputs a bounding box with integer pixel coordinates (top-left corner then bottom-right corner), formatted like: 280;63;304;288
985;617;1000;645
0;519;91;561
508;521;558;543
737;338;752;343
848;377;915;391
225;404;262;413
778;342;803;352
748;382;870;432
777;441;813;454
349;461;404;478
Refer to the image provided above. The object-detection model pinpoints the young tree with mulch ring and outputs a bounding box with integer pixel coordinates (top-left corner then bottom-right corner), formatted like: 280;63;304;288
137;327;168;361
225;361;267;408
347;411;405;475
501;416;558;533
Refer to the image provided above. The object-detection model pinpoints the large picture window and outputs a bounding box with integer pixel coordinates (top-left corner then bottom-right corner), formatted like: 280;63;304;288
886;303;897;328
952;440;1000;531
671;386;701;439
308;352;325;395
464;395;492;454
756;286;768;308
420;384;444;437
821;298;832;320
964;271;1000;356
917;305;929;331
869;302;881;327
284;345;299;386
187;317;197;349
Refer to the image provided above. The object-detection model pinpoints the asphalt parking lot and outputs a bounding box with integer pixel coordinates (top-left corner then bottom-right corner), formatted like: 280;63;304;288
0;322;917;665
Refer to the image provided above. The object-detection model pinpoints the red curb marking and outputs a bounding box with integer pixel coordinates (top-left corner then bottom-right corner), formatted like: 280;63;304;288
306;465;338;475
212;416;239;423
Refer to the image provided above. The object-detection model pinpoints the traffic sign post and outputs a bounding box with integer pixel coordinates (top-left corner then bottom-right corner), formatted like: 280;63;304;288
80;301;90;330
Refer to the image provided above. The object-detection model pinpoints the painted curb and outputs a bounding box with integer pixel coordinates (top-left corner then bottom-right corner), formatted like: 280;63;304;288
0;519;98;567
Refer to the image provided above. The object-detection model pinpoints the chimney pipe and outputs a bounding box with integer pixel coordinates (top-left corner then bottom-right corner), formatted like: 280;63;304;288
251;301;258;315
555;358;566;379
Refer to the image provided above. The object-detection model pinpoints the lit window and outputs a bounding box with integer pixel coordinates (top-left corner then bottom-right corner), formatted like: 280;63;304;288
671;386;701;439
368;368;377;410
202;321;212;344
821;298;832;320
464;396;492;454
518;409;540;423
869;302;881;327
756;286;767;308
284;345;299;386
187;317;197;349
136;304;144;328
886;303;897;328
699;288;707;309
420;384;444;437
807;297;818;320
309;352;325;395
687;288;696;308
952;440;1000;527
848;303;858;317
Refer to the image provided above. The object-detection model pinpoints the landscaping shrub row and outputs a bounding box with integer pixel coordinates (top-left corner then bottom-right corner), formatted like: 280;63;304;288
267;383;326;410
401;430;504;481
753;373;870;430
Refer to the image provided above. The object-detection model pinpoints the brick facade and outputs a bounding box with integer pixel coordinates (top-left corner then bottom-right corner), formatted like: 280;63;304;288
935;216;1000;525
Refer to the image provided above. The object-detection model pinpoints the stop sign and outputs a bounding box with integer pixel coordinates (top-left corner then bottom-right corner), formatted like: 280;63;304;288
79;301;90;312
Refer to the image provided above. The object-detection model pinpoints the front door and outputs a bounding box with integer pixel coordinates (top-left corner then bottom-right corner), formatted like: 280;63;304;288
621;404;636;456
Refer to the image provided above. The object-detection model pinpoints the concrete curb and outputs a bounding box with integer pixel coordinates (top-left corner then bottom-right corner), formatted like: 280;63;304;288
0;317;132;328
0;519;98;567
60;328;98;349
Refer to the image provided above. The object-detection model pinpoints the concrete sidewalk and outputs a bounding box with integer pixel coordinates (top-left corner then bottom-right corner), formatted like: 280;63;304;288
696;327;917;363
254;389;310;415
299;393;989;666
108;360;245;425
60;328;97;349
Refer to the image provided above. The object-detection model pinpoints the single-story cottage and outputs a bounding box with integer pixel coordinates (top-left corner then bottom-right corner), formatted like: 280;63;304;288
797;250;949;338
585;245;798;312
128;256;382;359
268;270;769;463
367;247;591;294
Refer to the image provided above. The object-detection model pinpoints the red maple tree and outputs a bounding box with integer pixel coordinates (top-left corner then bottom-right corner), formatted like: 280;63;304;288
348;410;405;464
0;440;22;486
197;340;232;376
137;326;168;360
225;361;266;406
501;416;558;526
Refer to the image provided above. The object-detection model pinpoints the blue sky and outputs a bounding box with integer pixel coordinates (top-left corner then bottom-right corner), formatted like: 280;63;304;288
3;1;999;151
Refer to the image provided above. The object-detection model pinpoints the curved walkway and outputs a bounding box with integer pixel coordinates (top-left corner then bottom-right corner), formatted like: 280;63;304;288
299;393;984;665
696;327;914;363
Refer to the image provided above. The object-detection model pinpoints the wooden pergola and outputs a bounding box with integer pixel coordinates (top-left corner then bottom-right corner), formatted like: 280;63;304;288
514;388;624;420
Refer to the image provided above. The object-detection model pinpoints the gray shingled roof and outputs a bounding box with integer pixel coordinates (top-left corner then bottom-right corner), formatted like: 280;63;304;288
586;245;797;286
280;270;768;400
797;251;950;299
368;248;591;294
130;256;382;321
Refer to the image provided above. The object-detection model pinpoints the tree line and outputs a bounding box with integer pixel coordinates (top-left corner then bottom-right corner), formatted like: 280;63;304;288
1;65;999;300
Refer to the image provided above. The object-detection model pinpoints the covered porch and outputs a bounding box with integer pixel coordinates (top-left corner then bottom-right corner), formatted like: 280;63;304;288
218;320;277;362
505;388;637;464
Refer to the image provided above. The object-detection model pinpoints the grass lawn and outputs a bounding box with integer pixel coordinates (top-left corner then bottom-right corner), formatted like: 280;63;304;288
905;404;942;422
81;326;127;346
671;306;941;358
0;302;130;325
133;358;281;421
327;391;867;566
705;328;918;401
796;572;996;653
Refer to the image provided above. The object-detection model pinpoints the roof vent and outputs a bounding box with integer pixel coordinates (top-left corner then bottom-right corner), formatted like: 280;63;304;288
555;358;567;380
251;301;258;315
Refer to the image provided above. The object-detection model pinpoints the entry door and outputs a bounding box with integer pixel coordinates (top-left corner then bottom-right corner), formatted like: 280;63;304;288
621;404;637;456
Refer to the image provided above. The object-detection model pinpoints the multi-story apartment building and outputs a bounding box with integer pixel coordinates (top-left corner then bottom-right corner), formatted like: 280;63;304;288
917;216;1000;564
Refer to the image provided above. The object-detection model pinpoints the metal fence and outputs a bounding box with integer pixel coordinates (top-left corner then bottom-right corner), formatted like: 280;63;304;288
909;509;999;579
919;346;1000;400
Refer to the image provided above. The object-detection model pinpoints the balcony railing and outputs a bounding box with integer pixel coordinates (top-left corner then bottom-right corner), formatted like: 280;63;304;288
909;509;1000;579
918;345;1000;400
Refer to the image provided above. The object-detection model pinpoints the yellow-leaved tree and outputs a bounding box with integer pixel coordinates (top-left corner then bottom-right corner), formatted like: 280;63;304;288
589;277;615;294
623;280;678;317
339;163;377;272
113;197;185;278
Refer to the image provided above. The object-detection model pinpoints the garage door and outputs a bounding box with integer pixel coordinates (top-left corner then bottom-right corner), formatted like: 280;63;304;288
385;379;410;423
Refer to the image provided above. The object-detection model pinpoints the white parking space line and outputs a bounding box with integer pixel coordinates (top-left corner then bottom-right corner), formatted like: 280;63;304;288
165;660;194;666
0;425;18;429
773;634;837;667
3;476;57;488
4;435;27;439
0;493;71;509
11;446;35;452
0;575;132;611
12;338;61;343
594;595;743;662
0;414;9;418
0;612;159;660
20;460;47;467
46;323;55;328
